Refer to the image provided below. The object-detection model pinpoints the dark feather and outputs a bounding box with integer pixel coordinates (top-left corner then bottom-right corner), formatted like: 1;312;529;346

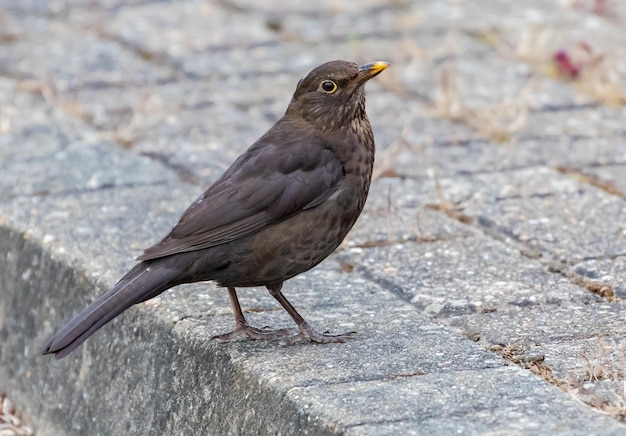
42;262;182;359
137;119;344;261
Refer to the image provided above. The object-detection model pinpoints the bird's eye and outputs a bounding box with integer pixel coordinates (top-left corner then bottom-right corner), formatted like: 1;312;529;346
319;80;337;94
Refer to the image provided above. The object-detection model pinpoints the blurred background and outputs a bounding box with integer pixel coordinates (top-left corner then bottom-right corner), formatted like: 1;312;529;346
1;0;625;188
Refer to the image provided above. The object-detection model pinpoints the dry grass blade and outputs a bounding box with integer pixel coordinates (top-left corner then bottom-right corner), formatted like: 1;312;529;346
555;166;626;198
566;340;626;422
0;393;34;436
425;173;473;224
490;338;626;423
430;65;530;142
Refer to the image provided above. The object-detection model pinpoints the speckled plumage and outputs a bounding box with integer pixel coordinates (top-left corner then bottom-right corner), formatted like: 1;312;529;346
43;60;388;358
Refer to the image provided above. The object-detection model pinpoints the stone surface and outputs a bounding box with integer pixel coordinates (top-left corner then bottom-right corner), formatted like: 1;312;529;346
347;234;600;316
298;367;626;435
434;167;626;260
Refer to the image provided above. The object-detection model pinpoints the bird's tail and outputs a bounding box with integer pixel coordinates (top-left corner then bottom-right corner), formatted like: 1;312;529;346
42;261;181;359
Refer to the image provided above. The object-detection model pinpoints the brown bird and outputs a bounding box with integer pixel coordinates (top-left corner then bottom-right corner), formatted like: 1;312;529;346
43;60;388;359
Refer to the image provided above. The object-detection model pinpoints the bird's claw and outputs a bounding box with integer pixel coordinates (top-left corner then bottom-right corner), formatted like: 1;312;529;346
279;323;357;345
210;323;293;342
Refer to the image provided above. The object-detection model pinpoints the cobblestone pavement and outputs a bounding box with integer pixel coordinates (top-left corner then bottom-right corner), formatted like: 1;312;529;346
1;0;626;434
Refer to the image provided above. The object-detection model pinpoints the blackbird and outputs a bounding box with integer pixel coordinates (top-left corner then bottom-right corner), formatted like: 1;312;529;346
43;60;388;359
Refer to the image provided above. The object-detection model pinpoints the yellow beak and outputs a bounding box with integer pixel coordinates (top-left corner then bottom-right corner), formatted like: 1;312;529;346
357;61;390;81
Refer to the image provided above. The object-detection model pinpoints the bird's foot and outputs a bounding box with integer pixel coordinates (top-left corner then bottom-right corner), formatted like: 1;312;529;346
279;322;356;345
210;322;293;342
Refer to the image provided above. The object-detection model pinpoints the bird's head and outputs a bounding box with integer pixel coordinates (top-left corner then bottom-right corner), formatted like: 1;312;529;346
287;60;389;132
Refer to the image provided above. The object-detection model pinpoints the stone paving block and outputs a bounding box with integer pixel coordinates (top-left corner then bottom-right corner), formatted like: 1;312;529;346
88;91;264;180
392;135;626;180
533;334;626;383
520;106;626;140
450;302;626;408
346;177;478;247
290;367;626;434
405;49;586;110
99;0;502;85
228;0;562;45
365;107;625;184
0;13;173;86
52;40;398;143
2;0;155;16
0;77;180;197
176;29;489;85
514;137;626;168
6;174;620;432
41;62;399;178
583;164;626;198
102;1;462;78
346;233;598;317
423;0;626;61
62;76;459;183
162;265;504;387
453;303;626;352
105;1;275;61
100;0;589;121
0;76;84;135
67;79;288;175
0;183;199;281
574;256;626;299
57;64;296;140
0;131;178;198
436;167;626;261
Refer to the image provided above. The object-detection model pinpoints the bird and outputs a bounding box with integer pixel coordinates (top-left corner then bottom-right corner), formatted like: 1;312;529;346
42;60;389;359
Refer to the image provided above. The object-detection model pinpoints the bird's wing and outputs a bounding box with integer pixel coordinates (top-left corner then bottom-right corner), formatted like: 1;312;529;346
136;134;344;261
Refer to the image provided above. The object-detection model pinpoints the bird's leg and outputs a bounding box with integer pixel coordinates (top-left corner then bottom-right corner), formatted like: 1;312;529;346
266;283;356;345
210;287;292;342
